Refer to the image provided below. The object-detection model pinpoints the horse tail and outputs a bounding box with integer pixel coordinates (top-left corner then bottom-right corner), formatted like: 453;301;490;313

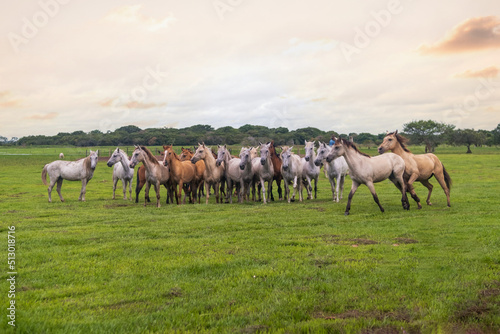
442;164;452;190
42;164;49;185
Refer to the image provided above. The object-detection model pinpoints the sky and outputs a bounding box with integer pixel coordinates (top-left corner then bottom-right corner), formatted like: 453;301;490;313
1;0;500;139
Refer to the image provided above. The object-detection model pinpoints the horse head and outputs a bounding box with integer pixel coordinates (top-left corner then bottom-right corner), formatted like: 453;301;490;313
314;142;329;166
378;130;398;154
239;148;251;170
191;143;206;164
304;140;315;162
89;150;99;170
259;142;271;166
326;140;344;163
280;146;292;171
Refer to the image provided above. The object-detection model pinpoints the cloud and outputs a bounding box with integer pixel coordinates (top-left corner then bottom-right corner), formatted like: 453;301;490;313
25;112;59;120
104;4;177;32
456;66;499;78
419;16;500;54
0;91;22;108
99;97;166;109
283;38;338;56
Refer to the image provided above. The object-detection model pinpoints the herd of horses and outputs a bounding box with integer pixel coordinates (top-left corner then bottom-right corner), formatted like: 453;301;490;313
41;131;452;215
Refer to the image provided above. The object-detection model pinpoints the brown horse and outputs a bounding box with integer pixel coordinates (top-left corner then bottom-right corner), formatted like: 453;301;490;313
179;147;194;161
163;145;205;204
269;141;283;201
378;130;452;208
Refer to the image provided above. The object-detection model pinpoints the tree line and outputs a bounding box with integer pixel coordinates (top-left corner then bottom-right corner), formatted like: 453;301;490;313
7;120;500;153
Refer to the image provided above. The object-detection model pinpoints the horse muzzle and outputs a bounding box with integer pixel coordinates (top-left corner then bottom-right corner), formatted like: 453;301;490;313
239;164;245;170
305;157;310;162
314;160;321;167
260;158;266;165
282;165;288;171
377;147;385;154
107;162;113;167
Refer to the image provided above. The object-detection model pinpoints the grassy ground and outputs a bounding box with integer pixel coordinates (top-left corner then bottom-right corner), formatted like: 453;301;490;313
1;146;499;333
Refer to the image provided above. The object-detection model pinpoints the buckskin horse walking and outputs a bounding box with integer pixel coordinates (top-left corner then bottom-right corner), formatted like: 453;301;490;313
378;130;452;208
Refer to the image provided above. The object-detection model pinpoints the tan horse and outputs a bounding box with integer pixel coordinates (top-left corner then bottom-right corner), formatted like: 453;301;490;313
129;146;173;208
378;130;452;208
163;145;205;204
179;147;194;161
191;143;224;204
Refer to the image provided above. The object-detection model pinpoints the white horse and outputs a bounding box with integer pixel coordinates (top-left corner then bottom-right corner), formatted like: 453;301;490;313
280;146;303;203
59;153;64;159
251;142;274;204
302;140;320;199
314;142;349;202
42;150;99;202
191;143;224;204
326;138;409;215
106;147;134;200
217;146;253;203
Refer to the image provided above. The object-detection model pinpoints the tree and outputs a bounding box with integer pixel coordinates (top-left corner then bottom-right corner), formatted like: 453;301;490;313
450;129;482;153
492;124;500;146
403;120;455;152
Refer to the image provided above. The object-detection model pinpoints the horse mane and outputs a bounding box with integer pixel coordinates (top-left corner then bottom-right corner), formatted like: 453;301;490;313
387;131;411;153
84;155;93;173
269;141;281;161
340;138;371;158
140;146;159;165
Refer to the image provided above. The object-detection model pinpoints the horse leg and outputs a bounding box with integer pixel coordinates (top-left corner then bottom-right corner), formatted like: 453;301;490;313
339;174;345;201
128;179;133;201
366;182;385;213
260;177;266;204
121;179;127;200
291;176;298;202
420;179;434;206
305;176;312;199
406;173;422;209
112;176;118;200
329;176;337;202
155;182;161;208
298;177;304;202
79;179;87;201
145;181;151;203
47;179;56;203
277;178;283;200
389;174;409;210
177;182;183;205
313;177;318;199
56;178;64;202
344;182;359;216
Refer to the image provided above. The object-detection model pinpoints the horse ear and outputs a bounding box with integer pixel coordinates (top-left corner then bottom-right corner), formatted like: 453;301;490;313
96;150;99;156
395;129;398;135
224;144;227;149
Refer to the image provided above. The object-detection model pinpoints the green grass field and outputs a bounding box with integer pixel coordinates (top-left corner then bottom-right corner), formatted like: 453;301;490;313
1;145;499;333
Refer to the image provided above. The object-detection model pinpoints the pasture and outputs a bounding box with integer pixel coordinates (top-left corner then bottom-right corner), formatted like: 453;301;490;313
1;145;499;333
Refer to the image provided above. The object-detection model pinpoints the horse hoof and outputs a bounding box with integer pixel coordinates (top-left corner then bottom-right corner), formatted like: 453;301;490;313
344;211;350;216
